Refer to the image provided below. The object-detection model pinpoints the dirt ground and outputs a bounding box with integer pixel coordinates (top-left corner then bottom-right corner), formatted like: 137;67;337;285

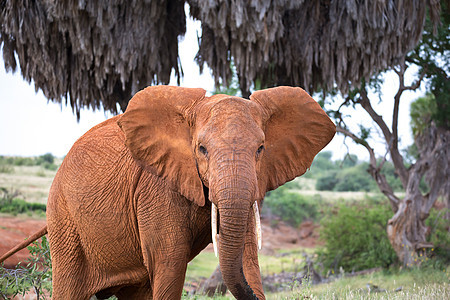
0;215;318;269
0;216;47;268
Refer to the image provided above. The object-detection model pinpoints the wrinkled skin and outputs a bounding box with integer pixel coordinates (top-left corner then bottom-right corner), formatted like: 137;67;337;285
47;86;335;299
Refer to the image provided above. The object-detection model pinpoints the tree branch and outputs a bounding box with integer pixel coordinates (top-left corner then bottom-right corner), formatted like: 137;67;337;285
336;126;400;211
358;88;393;143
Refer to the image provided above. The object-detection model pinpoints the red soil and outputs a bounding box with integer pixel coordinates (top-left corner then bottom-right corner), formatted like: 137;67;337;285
0;216;46;269
0;216;318;269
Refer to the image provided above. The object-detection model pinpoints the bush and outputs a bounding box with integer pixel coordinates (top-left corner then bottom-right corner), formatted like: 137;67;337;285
316;163;379;192
263;184;320;227
0;237;52;299
37;153;54;164
317;201;397;273
42;162;58;171
13;157;35;166
425;207;450;266
0;198;46;215
0;162;14;174
304;151;338;178
333;163;375;192
315;171;339;191
0;155;59;170
0;188;46;215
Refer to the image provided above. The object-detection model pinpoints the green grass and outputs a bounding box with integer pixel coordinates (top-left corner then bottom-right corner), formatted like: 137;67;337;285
184;250;449;299
186;252;219;282
259;248;315;276
185;248;315;283
280;177;406;203
183;265;449;299
0;165;57;204
270;267;449;299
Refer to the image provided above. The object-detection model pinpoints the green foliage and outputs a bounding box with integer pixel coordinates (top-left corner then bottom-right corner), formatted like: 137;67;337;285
315;170;339;191
12;157;35;166
36;154;54;165
263;184;320;227
0;187;46;216
407;1;449;130
213;62;241;97
304;151;339;179
318;200;397;273
316;163;375;192
425;207;450;266
410;94;438;136
0;155;58;171
0;236;52;299
0;161;14;174
333;163;375;192
313;153;403;192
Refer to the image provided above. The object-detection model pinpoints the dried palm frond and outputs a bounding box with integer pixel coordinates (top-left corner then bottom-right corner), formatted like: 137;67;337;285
1;0;186;118
190;0;441;94
0;1;440;116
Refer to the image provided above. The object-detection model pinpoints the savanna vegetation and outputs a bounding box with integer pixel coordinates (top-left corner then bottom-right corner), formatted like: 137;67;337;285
0;152;448;299
0;1;448;299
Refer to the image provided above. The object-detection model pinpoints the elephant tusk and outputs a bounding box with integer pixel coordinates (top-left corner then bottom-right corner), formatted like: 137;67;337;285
253;201;262;250
212;202;218;257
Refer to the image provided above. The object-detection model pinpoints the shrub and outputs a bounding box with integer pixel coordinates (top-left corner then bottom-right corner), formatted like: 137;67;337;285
305;151;337;178
333;164;375;192
425;207;450;266
263;185;320;227
317;201;397;273
0;198;46;215
37;153;54;164
42;162;58;171
0;237;52;299
12;157;35;166
315;171;339;191
0;163;14;174
0;188;46;215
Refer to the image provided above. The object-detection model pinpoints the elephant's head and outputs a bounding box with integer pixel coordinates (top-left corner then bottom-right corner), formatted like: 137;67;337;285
118;85;335;299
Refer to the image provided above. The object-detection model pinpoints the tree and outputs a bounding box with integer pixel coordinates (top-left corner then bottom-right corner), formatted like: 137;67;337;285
0;1;440;117
328;4;449;265
1;0;445;269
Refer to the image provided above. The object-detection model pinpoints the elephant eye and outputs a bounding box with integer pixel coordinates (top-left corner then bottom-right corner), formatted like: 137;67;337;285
256;145;265;156
199;145;208;156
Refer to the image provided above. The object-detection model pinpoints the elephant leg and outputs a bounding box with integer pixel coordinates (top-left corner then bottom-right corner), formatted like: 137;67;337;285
49;220;93;299
243;209;265;300
140;229;190;299
149;255;188;299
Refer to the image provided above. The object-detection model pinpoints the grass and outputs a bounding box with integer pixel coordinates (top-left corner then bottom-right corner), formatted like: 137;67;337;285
0;157;447;299
184;256;449;299
270;266;449;299
0;165;57;204
185;248;316;283
186;252;219;282
283;178;406;203
0;164;402;206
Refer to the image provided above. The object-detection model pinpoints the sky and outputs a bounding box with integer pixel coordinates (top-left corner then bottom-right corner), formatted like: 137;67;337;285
0;15;426;161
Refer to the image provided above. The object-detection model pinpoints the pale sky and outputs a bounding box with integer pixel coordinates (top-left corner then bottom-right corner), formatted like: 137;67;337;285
0;15;425;161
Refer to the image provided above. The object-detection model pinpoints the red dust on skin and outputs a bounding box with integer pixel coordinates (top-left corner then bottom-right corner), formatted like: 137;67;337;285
0;216;319;268
0;217;46;268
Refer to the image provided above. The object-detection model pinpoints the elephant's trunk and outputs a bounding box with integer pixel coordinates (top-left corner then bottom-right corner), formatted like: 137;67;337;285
218;201;258;299
210;155;259;300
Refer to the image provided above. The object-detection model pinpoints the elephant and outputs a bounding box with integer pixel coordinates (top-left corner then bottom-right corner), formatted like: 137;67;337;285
0;85;335;299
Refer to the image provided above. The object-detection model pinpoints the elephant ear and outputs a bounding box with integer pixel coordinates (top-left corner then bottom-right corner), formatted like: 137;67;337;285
118;85;206;206
250;86;336;198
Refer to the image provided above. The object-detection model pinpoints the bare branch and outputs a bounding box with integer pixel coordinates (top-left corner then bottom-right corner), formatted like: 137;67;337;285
390;60;412;187
336;126;376;165
359;88;393;143
336;126;400;211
